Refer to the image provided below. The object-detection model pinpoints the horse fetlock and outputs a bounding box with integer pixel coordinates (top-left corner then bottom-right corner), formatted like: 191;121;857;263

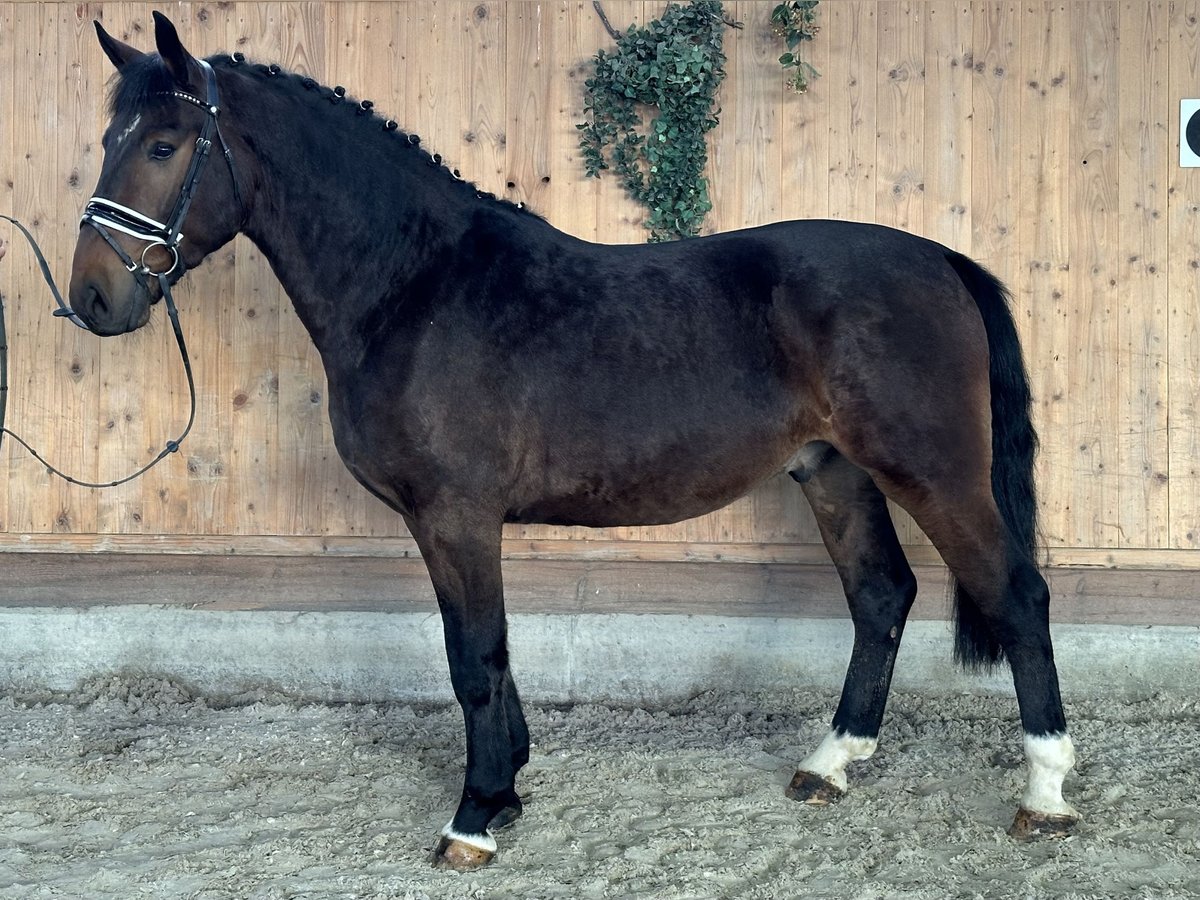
1020;732;1078;818
795;729;879;794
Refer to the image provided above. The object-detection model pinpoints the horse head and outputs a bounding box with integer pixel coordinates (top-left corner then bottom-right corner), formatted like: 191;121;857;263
69;12;245;335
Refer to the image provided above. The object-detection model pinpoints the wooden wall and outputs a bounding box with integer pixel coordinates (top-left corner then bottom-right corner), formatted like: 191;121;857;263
0;1;1197;578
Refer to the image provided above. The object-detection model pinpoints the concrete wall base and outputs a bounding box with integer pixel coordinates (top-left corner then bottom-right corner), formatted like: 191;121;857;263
1;606;1195;704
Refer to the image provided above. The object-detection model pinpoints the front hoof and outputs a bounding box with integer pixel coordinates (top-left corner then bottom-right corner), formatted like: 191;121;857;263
1008;806;1079;841
433;834;496;870
785;769;845;806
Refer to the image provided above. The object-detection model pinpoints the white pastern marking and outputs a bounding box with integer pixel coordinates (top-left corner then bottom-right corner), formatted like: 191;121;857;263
117;114;142;146
1022;732;1079;818
797;729;878;792
440;820;498;854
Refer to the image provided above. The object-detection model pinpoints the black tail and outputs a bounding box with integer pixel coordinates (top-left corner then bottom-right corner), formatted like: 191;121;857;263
944;251;1040;670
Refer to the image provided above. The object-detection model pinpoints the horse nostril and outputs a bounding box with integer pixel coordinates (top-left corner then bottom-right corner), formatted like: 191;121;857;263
87;285;109;321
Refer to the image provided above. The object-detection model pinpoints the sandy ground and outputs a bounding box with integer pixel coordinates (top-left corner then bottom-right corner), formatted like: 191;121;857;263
0;677;1196;900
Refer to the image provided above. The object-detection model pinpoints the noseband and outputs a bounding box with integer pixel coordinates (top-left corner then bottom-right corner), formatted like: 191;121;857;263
79;58;242;293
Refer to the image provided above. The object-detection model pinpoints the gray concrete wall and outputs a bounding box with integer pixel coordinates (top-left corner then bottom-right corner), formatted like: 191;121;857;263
1;606;1196;703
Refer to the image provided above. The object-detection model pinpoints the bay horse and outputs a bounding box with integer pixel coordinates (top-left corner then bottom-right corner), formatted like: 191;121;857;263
68;14;1078;868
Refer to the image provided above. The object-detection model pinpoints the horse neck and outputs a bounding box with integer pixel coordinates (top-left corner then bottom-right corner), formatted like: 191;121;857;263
223;68;480;353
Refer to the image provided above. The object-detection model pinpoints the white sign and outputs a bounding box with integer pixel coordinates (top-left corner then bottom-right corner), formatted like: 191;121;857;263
1183;99;1200;167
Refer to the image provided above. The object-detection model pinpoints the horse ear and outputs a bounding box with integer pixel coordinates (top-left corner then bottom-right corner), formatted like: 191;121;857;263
94;20;145;71
152;11;198;87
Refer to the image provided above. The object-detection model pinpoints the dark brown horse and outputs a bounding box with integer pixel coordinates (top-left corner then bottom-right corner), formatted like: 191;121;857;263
67;14;1078;868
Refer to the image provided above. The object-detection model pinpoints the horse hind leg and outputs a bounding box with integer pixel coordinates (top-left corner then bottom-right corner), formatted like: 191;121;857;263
785;447;917;804
866;460;1079;839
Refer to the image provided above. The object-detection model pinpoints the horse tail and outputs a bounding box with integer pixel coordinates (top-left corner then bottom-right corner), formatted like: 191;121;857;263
943;250;1039;671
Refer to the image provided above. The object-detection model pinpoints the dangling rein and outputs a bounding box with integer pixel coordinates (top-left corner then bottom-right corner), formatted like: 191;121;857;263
0;212;196;489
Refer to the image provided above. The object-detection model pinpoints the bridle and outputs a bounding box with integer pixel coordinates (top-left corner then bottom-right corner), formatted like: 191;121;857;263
0;56;241;488
79;58;242;295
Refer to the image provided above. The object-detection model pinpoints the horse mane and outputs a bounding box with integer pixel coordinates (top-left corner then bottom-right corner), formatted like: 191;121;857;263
109;52;541;221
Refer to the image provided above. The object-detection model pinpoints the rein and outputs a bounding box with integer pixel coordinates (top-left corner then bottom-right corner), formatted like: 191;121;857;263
0;59;236;489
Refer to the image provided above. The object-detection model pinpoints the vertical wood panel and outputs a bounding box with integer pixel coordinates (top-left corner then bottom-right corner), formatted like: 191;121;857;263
1068;3;1120;547
779;0;831;221
1167;0;1200;548
222;1;282;535
545;1;605;239
9;4;63;531
826;1;878;221
923;1;972;252
1018;1;1072;550
1117;1;1170;548
506;1;554;211
0;1;13;531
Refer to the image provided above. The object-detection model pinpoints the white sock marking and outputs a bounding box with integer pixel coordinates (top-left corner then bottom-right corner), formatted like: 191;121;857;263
797;729;878;792
1021;732;1079;818
440;820;498;854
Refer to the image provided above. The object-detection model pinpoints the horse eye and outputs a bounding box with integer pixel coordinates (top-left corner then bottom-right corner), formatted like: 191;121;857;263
150;143;176;161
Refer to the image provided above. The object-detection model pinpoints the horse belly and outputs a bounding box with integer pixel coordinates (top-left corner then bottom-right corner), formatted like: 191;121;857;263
508;431;798;528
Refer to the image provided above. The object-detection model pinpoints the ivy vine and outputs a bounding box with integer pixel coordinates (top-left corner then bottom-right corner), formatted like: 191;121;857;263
772;2;821;93
577;1;728;242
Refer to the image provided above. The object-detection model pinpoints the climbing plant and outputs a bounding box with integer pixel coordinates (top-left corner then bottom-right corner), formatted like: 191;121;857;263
772;1;821;93
577;1;728;242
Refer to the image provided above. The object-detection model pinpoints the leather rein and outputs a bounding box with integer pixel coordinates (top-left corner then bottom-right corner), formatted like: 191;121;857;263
0;59;238;488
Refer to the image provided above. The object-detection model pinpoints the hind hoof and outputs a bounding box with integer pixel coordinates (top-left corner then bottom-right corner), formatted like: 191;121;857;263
489;802;523;831
1008;806;1079;841
785;770;845;806
433;834;495;870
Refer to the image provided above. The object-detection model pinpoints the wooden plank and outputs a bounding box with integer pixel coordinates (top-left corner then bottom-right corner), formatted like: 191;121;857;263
718;0;782;232
544;0;605;240
1017;1;1072;551
461;2;508;196
0;531;1196;575
874;0;924;235
220;1;283;535
0;551;1194;628
1167;1;1200;549
777;0;831;222
1116;2;1170;549
506;0;555;212
0;0;17;534
8;2;67;533
923;1;972;254
1067;2;1120;548
825;0;877;222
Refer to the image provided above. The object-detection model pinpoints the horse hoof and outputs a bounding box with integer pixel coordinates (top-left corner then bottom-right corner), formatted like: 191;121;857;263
432;834;496;870
785;769;845;806
1008;806;1079;841
489;802;523;831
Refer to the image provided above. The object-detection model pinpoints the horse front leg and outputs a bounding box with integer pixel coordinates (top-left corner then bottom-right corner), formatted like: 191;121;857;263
407;508;527;870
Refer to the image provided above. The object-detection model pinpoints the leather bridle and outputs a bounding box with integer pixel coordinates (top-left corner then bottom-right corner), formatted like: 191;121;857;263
79;58;242;299
0;57;240;488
